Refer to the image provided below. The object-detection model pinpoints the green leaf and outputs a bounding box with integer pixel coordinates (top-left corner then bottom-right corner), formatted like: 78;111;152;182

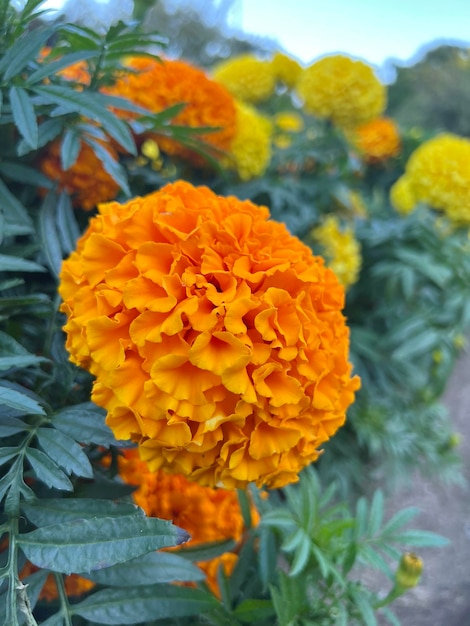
391;330;441;361
233;599;275;623
390;530;450;547
22;498;141;526
86;551;205;586
72;584;219;624
0;416;28;436
177;538;236;562
35;427;93;478
84;136;130;196
381;507;420;536
26;448;74;491
37;191;64;277
0;253;45;273
0;330;48;371
19;515;189;573
32;85;136;154
52;403;118;446
56;191;80;253
0;447;19;466
60;127;82;171
0;177;33;235
9;86;38;149
0;161;51;188
0;25;55;80
350;586;377;626
0;383;46;415
26;50;98;84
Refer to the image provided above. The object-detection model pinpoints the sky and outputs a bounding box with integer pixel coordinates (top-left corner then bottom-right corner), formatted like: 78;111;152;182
236;0;470;68
42;0;470;73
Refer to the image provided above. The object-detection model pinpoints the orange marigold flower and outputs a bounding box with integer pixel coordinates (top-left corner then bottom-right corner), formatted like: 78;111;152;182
59;181;360;489
39;138;120;210
118;448;257;595
353;117;401;162
105;57;237;164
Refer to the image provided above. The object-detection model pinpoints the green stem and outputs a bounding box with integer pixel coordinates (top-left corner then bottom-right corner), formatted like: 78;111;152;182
6;516;20;626
54;572;74;626
373;584;406;610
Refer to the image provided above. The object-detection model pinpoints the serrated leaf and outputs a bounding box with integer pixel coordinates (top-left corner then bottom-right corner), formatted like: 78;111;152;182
0;416;29;436
0;447;19;466
84;136;130;196
26;448;74;491
390;530;450;547
37;191;63;278
0;26;55;80
0;384;46;415
19;515;189;573
52;403;119;446
35;427;93;478
0;161;51;188
0;254;45;273
9;86;38;149
177;539;236;562
60;128;82;171
26;50;98;84
72;584;219;624
56;191;80;253
0;355;48;371
381;507;420;536
0;178;33;234
86;551;205;586
22;498;141;526
32;85;136;154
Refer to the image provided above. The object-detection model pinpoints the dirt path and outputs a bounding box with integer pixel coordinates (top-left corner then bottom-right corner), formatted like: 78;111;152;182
382;346;470;625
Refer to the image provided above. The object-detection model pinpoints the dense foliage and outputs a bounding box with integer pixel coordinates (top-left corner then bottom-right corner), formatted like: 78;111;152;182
1;1;467;625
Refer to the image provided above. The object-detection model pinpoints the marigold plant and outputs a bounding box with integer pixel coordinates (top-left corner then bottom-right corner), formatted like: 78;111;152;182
390;133;470;224
59;181;360;489
353;117;401;162
106;57;237;163
39;138;120;210
227;101;273;180
212;53;275;103
118;448;258;594
296;55;386;128
311;216;362;289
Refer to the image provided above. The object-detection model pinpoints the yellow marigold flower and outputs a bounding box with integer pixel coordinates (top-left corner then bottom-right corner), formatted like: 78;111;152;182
274;111;304;133
353;117;401;162
105;57;237;164
228;101;272;180
296;55;386;128
212;54;275;103
39;139;120;210
273;112;304;148
59;181;360;489
395;133;470;225
311;216;362;290
390;176;416;216
271;52;303;88
118;448;258;595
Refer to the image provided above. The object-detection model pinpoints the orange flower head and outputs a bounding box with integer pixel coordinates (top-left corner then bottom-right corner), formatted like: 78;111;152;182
118;448;257;594
39;139;120;210
105;57;237;164
59;180;360;489
39;47;91;86
353;117;401;162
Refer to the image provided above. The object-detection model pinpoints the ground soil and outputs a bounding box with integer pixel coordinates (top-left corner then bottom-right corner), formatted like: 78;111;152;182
378;346;470;626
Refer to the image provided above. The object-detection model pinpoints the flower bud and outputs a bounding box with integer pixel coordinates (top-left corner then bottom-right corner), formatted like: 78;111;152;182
395;552;423;589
